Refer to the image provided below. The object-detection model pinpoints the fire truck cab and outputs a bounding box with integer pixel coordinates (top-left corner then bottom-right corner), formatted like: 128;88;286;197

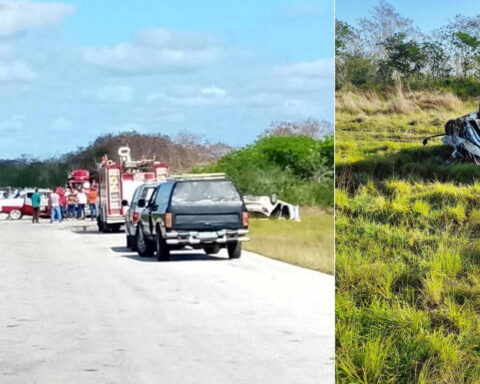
97;146;168;232
68;169;93;191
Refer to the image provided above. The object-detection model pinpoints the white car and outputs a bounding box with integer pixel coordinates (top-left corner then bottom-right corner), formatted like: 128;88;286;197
124;182;158;250
243;194;300;221
0;188;51;220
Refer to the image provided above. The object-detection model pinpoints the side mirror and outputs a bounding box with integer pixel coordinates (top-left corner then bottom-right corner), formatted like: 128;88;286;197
121;199;129;207
137;199;146;208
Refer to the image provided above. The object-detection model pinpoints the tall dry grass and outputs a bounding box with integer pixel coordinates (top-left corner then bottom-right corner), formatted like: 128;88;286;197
336;87;464;115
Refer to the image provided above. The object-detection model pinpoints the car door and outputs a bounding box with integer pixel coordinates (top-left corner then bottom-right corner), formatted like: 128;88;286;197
128;186;142;226
22;192;34;215
141;186;159;237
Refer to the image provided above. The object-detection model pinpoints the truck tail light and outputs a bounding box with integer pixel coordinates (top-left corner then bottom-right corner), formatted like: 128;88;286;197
242;211;249;228
165;213;173;229
132;212;140;224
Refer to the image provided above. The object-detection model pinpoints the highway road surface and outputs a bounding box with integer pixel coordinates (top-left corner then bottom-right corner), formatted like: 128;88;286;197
0;219;334;384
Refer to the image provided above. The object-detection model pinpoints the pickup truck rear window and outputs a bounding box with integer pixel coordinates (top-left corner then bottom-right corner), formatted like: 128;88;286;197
171;180;242;206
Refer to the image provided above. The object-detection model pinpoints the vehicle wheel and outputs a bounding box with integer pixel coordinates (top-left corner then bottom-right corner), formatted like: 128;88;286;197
204;245;221;255
127;234;137;251
8;209;22;220
156;232;170;261
136;226;154;257
227;241;242;259
97;219;106;233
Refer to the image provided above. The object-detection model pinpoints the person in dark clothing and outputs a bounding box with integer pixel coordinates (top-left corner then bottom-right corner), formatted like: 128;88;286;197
31;188;41;224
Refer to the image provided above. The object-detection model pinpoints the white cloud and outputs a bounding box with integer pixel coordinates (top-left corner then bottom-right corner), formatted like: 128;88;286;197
147;85;230;106
0;43;13;59
0;114;25;132
51;116;72;131
200;86;227;98
97;85;133;103
242;93;277;109
0;0;74;37
0;42;35;82
83;28;219;74
273;58;334;79
0;60;35;82
283;2;322;19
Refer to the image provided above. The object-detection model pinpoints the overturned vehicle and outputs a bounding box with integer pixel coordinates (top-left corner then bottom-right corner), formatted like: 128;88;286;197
423;106;480;164
243;194;300;221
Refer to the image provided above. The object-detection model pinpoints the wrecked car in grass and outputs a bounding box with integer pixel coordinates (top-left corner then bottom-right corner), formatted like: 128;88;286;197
243;194;300;221
423;106;480;164
135;173;249;261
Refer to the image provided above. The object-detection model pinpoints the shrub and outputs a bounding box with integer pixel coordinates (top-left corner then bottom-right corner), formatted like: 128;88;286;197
200;135;333;206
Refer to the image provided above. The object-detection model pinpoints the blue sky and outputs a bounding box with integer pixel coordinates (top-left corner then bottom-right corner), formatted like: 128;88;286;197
0;0;334;159
337;0;479;33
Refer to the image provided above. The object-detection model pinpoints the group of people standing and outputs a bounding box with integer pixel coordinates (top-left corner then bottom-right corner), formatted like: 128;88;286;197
31;187;98;224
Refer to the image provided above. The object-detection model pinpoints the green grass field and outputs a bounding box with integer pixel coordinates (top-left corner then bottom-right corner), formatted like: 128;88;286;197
245;207;334;275
336;90;480;383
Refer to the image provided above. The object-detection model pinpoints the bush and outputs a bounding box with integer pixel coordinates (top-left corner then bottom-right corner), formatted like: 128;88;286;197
199;135;333;207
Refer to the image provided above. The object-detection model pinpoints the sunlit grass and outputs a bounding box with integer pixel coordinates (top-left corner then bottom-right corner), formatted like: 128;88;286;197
336;90;480;383
245;207;333;274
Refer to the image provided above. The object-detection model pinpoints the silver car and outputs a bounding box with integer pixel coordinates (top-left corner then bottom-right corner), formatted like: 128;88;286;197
124;183;157;250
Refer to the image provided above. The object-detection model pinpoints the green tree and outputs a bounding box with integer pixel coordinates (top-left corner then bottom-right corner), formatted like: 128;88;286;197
335;20;354;56
357;0;418;60
379;33;427;81
437;15;480;78
421;41;451;78
454;31;480;77
335;20;376;88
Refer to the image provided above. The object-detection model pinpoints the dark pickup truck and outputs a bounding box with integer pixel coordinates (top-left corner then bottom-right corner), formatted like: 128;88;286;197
135;175;249;261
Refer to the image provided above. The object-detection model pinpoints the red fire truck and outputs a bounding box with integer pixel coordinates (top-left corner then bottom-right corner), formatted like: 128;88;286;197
68;169;94;191
97;146;169;232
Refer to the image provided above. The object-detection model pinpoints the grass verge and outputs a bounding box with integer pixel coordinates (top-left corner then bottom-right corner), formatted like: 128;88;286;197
245;207;333;274
336;89;480;383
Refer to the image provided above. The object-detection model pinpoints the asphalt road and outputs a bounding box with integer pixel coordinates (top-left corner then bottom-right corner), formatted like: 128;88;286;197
0;219;334;384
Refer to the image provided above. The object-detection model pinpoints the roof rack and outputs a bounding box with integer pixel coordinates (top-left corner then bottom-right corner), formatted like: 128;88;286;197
168;173;227;180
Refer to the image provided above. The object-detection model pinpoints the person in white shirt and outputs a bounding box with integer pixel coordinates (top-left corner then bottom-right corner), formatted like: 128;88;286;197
49;190;62;223
76;189;87;220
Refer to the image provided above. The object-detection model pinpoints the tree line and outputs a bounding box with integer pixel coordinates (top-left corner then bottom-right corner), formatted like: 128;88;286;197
336;0;480;95
0;120;331;192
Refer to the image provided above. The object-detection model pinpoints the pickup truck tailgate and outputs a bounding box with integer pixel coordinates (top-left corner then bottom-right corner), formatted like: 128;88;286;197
170;205;243;230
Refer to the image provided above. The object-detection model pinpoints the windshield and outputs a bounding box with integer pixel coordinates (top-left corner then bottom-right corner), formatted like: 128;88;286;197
172;180;242;206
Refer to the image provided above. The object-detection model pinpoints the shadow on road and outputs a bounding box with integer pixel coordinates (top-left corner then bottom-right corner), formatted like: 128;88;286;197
69;229;104;234
110;246;227;262
68;226;122;235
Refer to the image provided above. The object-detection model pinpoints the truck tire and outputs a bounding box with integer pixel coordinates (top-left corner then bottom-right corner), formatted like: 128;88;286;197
8;209;22;220
97;209;106;232
204;245;221;255
156;232;170;261
227;241;242;259
136;226;154;257
97;218;107;233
